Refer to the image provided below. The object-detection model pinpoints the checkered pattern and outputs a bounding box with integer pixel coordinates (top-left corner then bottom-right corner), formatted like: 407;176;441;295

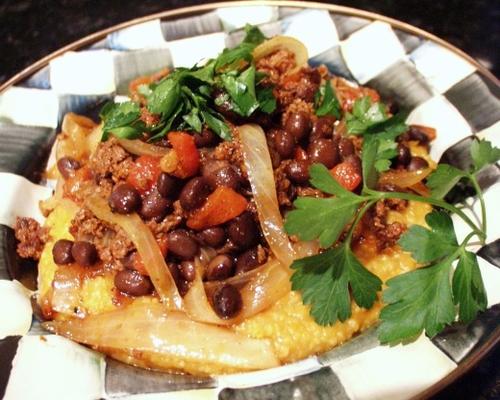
0;5;499;400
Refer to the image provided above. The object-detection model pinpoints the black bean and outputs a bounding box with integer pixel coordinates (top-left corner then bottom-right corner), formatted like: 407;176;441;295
338;138;355;160
409;126;430;144
310;116;334;141
52;239;74;265
167;230;199;260
307;138;339;168
114;269;153;296
296;73;319;102
139;189;171;221
285;111;311;141
227;212;258;250
274;129;296;159
206;254;234;281
212;284;242;319
198;227;226;247
157;173;179;198
407;156;429;171
286;160;310;184
194;128;219;148
203;161;241;190
235;247;261;274
396;143;411;166
109;183;141;214
179;177;211;211
71;241;98;266
57;157;81;179
179;261;196;282
168;263;189;296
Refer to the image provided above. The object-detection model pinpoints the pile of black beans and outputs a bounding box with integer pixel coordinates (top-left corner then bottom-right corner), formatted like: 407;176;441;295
269;112;361;187
103;139;268;318
272;112;431;190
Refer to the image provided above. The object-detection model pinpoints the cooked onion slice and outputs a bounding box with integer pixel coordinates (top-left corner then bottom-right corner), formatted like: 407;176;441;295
239;124;296;267
252;36;308;70
116;138;172;157
378;167;432;188
183;248;233;325
56;113;97;162
85;194;182;308
44;302;279;372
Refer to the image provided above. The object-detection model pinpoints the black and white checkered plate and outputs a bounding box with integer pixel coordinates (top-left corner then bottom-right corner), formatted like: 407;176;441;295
0;3;498;400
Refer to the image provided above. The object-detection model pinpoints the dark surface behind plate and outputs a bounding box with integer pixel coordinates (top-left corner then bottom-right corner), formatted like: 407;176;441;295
0;1;498;399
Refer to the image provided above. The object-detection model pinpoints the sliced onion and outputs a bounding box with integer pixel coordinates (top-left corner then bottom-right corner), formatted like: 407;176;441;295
85;194;182;308
56;113;97;162
239;124;296;267
183;248;233;325
116;138;172;157
44;302;279;372
252;36;308;69
293;240;320;258
378;167;432;188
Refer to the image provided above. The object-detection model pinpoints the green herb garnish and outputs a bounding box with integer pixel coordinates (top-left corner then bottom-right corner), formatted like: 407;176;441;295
100;24;274;141
285;96;500;344
314;81;341;119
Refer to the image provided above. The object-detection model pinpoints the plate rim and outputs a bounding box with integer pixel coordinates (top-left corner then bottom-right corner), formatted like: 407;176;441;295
0;1;498;398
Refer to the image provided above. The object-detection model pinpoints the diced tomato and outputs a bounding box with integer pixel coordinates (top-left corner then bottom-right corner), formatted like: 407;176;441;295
187;186;248;230
168;131;200;178
130;236;168;276
127;155;162;194
330;161;362;191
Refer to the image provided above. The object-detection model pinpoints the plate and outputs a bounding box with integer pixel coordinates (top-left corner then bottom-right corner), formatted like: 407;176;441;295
0;2;499;399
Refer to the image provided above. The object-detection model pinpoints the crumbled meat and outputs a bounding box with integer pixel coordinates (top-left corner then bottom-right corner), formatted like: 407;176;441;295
14;217;48;260
70;208;134;268
88;137;133;184
281;99;315;126
367;200;407;249
274;67;321;109
385;197;408;212
256;49;296;84
140;107;160;127
212;138;244;171
146;200;184;236
274;161;294;207
296;186;326;198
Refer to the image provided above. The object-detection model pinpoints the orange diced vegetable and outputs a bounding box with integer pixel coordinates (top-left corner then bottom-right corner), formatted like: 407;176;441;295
168;131;200;178
127;155;162;194
187;186;248;230
330;161;362;191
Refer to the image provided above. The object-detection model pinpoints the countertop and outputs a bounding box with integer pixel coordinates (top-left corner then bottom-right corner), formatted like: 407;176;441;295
0;1;498;399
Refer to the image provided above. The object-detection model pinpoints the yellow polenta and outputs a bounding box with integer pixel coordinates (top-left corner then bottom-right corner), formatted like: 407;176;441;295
38;200;430;370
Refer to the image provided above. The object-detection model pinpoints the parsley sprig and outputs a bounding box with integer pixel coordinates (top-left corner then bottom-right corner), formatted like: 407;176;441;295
99;25;276;142
285;96;500;344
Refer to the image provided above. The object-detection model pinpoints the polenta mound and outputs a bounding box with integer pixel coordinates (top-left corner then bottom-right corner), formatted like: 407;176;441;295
39;200;429;372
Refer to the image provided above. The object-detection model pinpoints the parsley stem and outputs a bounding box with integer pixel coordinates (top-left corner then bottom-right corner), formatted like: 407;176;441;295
468;174;487;241
377;191;485;241
346;199;378;244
